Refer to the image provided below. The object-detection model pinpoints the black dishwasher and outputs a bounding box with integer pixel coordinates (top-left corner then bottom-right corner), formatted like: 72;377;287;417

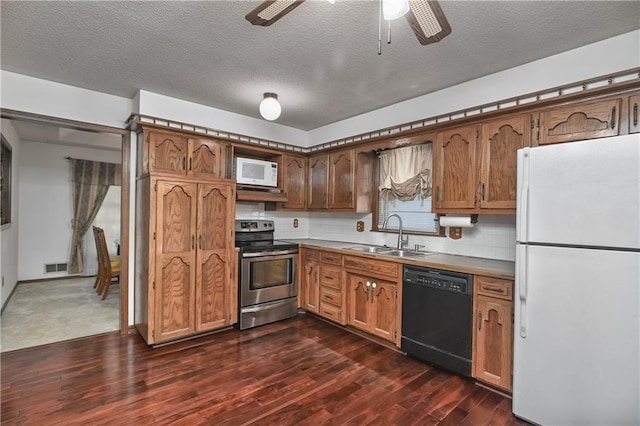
401;265;473;377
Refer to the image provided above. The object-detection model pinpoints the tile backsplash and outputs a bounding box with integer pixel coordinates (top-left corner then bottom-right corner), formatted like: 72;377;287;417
235;203;516;261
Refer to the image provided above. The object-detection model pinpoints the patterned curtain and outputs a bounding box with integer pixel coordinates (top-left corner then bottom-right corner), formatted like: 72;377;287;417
68;159;121;274
379;143;432;201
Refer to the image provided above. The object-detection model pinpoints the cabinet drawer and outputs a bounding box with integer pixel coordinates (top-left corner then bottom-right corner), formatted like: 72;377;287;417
320;286;342;308
319;302;343;323
343;256;399;278
305;249;320;261
321;251;342;265
475;276;513;301
320;265;342;290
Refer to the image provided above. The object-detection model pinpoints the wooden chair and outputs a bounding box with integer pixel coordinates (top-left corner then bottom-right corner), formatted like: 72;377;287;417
91;226;103;290
94;226;120;300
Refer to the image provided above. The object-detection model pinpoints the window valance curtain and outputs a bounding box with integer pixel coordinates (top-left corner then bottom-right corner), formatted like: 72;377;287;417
378;143;432;201
68;159;121;274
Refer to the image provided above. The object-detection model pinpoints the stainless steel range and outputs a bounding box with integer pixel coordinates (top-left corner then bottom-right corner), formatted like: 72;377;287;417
235;220;299;330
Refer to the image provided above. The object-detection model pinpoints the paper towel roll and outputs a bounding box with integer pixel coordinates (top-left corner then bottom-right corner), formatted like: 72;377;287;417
439;216;474;228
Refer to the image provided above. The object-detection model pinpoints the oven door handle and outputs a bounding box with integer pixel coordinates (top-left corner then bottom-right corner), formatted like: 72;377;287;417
242;299;294;313
242;249;299;258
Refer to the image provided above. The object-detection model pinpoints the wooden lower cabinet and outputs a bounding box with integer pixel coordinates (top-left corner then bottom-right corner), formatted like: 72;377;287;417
472;276;514;392
346;273;397;342
301;250;320;313
300;249;346;324
135;174;236;345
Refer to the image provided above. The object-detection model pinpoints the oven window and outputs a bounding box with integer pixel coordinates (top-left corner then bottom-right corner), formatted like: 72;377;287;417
250;258;292;290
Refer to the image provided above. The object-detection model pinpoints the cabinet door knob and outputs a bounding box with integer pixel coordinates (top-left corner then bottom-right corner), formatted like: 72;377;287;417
372;282;377;289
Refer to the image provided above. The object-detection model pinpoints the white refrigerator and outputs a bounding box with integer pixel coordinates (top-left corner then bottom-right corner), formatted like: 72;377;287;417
513;134;640;425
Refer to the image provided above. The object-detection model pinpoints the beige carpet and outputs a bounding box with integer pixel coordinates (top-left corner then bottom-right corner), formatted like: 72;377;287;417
0;277;119;352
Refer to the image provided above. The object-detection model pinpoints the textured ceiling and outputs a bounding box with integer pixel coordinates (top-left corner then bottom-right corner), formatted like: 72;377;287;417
1;1;639;131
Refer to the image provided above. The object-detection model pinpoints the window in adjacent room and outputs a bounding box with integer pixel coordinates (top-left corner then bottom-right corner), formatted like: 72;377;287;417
376;142;441;235
1;135;12;226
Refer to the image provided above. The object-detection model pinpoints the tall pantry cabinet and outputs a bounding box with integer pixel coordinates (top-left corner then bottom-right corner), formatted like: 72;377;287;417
135;128;236;345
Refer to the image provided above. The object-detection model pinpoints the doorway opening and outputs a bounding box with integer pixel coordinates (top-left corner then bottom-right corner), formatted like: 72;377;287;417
0;110;130;351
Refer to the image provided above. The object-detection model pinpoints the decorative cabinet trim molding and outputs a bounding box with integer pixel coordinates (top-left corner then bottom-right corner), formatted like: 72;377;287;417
126;67;640;154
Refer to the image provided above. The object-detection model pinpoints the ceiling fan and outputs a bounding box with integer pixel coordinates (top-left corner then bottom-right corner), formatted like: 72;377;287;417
245;0;452;46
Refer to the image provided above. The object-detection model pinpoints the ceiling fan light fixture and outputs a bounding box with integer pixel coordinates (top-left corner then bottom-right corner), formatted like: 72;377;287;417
259;93;281;121
405;0;451;45
383;0;410;20
246;0;304;26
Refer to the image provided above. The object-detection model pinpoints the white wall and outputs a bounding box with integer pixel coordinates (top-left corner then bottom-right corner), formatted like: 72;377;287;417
308;30;640;145
18;141;121;281
136;91;308;147
1;120;21;309
1;71;132;129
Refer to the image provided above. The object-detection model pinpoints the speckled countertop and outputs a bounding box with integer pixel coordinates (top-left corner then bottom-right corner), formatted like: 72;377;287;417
281;239;515;280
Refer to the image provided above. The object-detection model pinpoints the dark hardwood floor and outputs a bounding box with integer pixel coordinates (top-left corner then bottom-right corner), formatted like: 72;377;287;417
1;314;530;425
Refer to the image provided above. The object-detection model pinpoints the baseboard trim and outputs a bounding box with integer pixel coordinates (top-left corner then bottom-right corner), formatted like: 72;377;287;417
17;275;92;284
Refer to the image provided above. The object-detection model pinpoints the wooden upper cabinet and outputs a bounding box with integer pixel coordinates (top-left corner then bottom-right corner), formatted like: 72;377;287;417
434;124;478;210
308;154;329;209
629;94;640;134
154;181;198;342
328;150;355;209
538;98;621;145
189;139;222;179
281;154;307;210
140;129;223;178
479;115;530;209
148;131;189;175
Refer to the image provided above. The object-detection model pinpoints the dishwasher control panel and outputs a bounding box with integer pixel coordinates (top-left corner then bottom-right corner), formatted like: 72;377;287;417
403;266;472;295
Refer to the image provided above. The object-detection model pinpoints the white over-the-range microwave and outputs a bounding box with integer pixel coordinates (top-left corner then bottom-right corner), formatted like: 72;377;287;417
234;157;278;187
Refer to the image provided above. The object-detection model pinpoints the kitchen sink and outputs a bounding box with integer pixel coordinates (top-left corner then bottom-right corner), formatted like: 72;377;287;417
345;246;436;258
345;246;393;253
382;249;433;258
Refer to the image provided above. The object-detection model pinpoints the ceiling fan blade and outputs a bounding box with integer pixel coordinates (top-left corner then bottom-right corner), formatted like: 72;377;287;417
405;0;452;45
245;0;305;26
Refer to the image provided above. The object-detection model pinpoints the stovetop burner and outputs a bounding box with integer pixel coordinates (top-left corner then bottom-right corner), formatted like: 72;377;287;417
235;219;298;253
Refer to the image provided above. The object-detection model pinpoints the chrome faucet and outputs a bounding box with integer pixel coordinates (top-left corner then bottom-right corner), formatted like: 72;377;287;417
382;214;406;250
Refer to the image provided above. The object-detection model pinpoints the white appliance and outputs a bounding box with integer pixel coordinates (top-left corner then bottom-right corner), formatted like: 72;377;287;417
513;134;640;425
234;157;278;187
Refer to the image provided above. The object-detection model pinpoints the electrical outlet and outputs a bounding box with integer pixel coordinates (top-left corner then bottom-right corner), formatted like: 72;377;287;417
356;221;365;232
293;218;299;229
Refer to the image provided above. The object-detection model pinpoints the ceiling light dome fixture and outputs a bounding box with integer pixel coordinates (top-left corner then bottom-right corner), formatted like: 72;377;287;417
259;93;281;121
383;0;409;20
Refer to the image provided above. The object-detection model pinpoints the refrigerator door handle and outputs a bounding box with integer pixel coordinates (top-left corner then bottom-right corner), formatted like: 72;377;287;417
518;244;528;338
516;149;530;243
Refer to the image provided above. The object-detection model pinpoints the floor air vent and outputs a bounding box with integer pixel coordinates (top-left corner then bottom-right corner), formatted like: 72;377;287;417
45;263;68;273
